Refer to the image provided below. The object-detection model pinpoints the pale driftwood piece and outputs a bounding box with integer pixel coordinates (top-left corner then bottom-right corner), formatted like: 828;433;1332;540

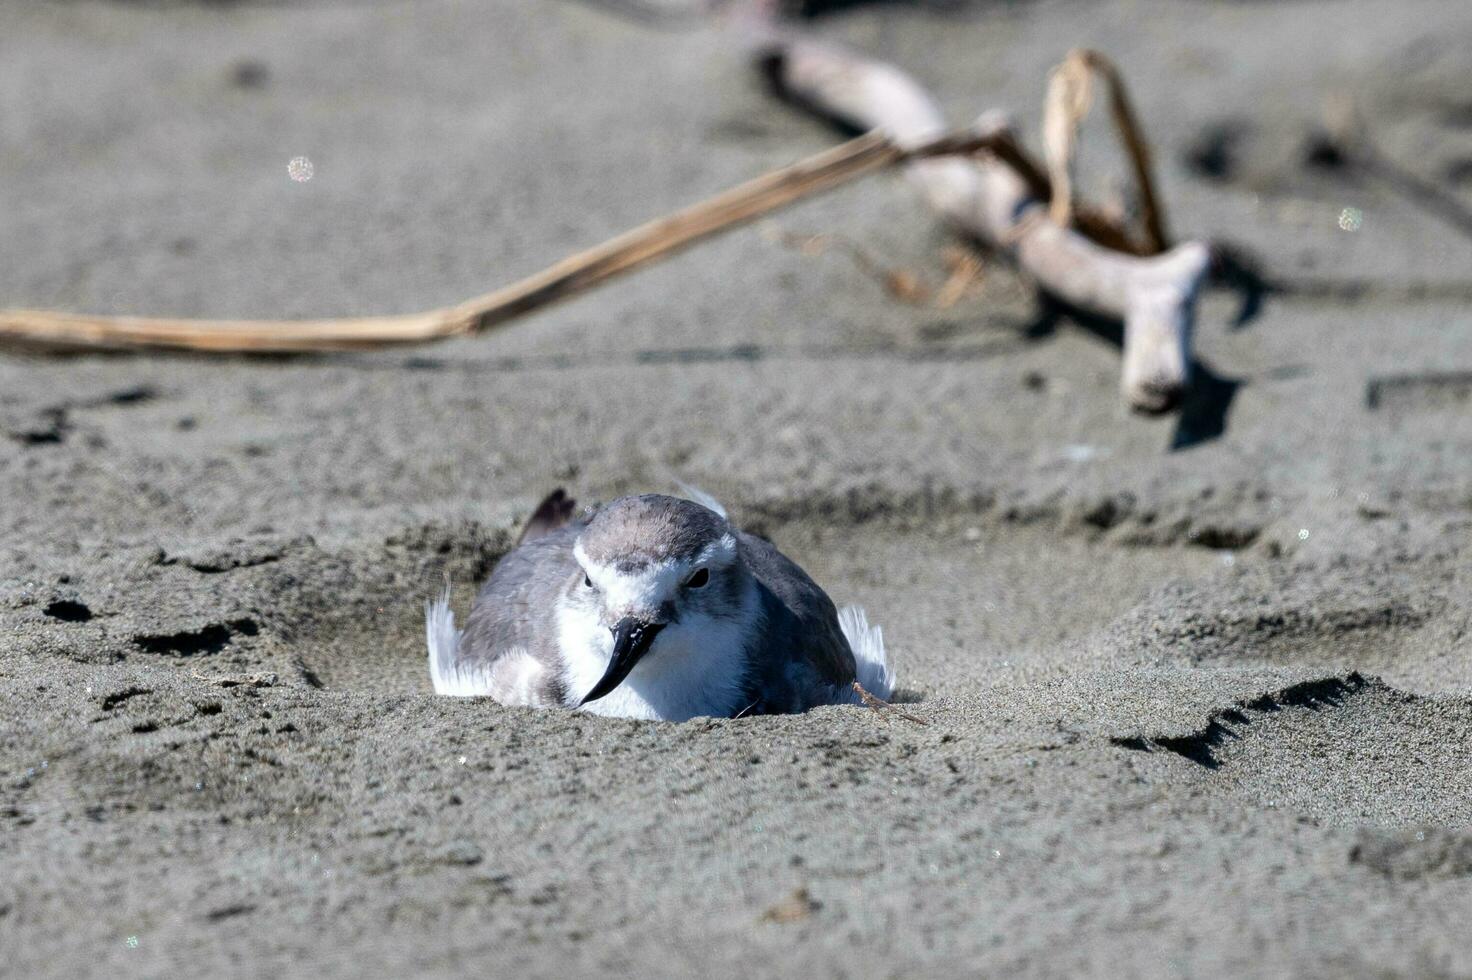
756;32;1210;412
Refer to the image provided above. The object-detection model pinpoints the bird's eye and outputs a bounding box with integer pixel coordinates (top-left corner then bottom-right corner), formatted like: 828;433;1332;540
685;568;710;589
583;572;594;589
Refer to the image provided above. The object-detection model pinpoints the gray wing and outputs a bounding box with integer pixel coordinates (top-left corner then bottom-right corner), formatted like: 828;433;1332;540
736;530;856;713
456;520;587;707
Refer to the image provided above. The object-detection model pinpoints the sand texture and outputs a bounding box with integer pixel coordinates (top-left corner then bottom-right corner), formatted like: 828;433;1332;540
2;1;1471;976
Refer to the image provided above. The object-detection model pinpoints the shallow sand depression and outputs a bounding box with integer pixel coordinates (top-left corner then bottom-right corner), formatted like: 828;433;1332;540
3;1;1472;976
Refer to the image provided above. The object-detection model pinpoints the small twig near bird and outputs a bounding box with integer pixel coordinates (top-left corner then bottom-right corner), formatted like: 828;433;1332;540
0;129;997;354
0;11;1210;410
851;681;928;727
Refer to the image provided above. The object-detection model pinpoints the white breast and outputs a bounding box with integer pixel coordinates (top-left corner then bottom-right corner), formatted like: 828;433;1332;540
555;581;760;722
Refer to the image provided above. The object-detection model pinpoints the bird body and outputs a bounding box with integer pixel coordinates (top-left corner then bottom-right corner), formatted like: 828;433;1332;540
426;490;892;721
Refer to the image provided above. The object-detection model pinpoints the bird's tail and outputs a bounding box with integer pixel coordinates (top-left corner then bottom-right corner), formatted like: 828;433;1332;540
675;481;728;519
426;583;492;696
838;605;894;700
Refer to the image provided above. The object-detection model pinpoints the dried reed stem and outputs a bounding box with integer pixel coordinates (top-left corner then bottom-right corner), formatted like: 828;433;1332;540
0;129;1006;355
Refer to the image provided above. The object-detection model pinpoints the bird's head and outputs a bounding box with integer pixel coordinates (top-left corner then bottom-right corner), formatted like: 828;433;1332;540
567;494;742;705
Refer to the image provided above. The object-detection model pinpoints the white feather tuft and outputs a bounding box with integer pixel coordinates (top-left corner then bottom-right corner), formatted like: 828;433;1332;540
838;604;894;700
426;585;492;697
675;481;728;519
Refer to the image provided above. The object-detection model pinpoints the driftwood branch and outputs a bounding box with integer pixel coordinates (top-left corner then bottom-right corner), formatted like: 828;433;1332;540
1;11;1206;414
753;26;1209;412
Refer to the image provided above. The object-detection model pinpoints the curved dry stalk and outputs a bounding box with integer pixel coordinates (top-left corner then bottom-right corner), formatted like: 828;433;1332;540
0;129;1010;355
1043;48;1170;255
755;30;1208;412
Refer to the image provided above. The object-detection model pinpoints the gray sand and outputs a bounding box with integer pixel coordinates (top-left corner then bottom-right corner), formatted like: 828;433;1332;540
2;1;1471;976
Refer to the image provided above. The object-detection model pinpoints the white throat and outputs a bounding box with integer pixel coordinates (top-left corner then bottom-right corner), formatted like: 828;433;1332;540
555;578;760;722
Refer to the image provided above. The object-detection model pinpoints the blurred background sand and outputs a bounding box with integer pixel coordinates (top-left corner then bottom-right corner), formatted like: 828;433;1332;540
2;1;1470;976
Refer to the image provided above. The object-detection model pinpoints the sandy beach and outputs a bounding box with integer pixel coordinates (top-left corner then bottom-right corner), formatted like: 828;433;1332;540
2;1;1471;975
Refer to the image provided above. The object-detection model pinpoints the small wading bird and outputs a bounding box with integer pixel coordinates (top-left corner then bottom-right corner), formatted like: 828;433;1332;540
425;489;893;721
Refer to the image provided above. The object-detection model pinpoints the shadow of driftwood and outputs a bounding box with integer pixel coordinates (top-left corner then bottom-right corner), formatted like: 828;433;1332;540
1170;361;1242;451
1210;241;1271;330
1025;293;1242;448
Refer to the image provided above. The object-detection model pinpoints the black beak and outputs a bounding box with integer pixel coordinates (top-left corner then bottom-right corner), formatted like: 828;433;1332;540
579;618;666;706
